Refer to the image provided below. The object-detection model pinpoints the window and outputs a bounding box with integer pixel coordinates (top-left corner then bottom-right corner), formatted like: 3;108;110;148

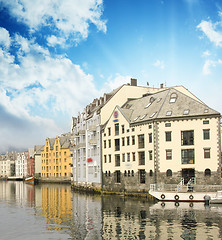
205;168;211;176
149;170;153;177
181;130;194;145
138;134;145;148
104;140;106;148
115;139;120;151
183;109;190;115
132;152;136;161
165;132;171;142
115;123;119;136
132;136;135;145
169;93;177;103
204;148;210;159
132;128;135;132
131;170;134;176
109;154;111;163
149;151;153;160
203;129;210;140
108;128;111;136
139;170;146;184
127;136;130;145
203;120;209;124
115;154;120;166
122;125;125;134
127;153;130;162
165;123;171;127
166;149;172;160
181;149;195;164
145;102;151;109
138;151;145;165
122;137;125;146
166;169;172;177
108;139;111;148
150;112;156;118
104;155;107;163
124;170;127;177
116;170;121;183
166;111;172;116
56;146;58;151
149;133;152;143
140;114;147;120
46;147;48;152
122;153;125;162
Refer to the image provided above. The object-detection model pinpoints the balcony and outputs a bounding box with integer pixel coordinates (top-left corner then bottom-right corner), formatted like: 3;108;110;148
88;125;97;132
89;139;97;145
79;130;86;135
74;142;86;149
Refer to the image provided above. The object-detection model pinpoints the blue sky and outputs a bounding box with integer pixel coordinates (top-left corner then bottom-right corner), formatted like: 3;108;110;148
0;0;221;152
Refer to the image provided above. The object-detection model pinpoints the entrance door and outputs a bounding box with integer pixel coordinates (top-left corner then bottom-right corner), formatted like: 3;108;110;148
182;169;195;184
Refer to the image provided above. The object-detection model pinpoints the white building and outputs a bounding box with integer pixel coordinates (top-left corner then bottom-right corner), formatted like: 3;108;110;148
15;152;28;178
71;79;159;189
102;87;221;193
0;152;16;177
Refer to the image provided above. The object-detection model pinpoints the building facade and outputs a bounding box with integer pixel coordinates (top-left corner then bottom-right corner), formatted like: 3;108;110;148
102;87;221;193
41;133;73;180
0;152;16;177
15;152;28;177
34;145;44;178
71;79;159;189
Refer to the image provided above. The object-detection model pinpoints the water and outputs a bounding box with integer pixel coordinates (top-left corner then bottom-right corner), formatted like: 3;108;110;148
0;181;222;240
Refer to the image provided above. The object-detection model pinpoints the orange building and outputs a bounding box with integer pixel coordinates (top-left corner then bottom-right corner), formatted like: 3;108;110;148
41;133;73;180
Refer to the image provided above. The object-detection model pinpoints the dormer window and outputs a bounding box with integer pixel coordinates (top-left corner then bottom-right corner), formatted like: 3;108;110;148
157;98;162;103
183;109;190;115
140;114;147;120
134;116;140;121
145;102;151;109
204;109;209;113
150;112;157;118
169;93;177;103
166;111;172;116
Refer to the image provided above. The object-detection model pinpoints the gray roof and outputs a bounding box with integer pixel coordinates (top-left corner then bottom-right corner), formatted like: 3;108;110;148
121;88;220;124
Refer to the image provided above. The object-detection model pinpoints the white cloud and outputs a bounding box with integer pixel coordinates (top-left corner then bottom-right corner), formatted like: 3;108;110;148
202;59;222;75
153;60;165;69
0;27;11;48
102;74;132;92
197;14;222;47
1;0;107;46
0;33;101;151
202;50;211;57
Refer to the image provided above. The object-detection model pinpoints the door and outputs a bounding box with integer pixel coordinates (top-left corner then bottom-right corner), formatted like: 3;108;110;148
182;168;195;184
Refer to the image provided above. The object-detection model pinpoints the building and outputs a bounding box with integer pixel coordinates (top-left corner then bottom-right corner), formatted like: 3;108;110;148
0;152;16;177
41;133;73;180
102;87;221;193
34;145;44;178
15;152;28;178
71;79;161;190
27;148;35;177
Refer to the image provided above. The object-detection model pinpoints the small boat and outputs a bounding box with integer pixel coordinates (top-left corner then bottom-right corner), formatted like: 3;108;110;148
210;191;222;204
25;176;34;184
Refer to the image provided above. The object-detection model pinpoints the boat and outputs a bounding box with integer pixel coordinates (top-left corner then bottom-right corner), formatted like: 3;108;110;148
210;191;222;204
149;183;217;203
25;176;35;184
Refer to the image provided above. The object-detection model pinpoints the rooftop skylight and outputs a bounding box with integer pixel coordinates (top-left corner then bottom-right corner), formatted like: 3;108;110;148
150;112;157;118
140;114;147;120
166;111;172;116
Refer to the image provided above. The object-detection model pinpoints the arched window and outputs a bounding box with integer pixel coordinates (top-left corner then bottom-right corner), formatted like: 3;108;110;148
105;171;107;177
149;170;153;177
108;171;111;177
131;170;134;176
166;169;172;177
128;170;131;177
205;168;211;176
169;93;178;103
124;170;127;177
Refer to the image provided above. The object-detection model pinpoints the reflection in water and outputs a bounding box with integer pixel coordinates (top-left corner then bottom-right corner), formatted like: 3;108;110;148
1;181;222;239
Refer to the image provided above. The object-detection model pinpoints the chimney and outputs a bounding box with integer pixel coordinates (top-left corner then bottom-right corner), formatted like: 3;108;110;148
131;78;137;86
160;83;164;88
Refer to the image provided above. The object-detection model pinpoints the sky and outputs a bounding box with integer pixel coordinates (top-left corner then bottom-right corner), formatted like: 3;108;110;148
0;0;222;153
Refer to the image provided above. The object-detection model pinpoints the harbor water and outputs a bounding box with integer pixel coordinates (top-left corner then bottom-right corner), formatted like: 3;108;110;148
0;181;222;239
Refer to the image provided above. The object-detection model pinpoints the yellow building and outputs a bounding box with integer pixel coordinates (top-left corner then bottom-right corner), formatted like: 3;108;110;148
41;133;73;180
